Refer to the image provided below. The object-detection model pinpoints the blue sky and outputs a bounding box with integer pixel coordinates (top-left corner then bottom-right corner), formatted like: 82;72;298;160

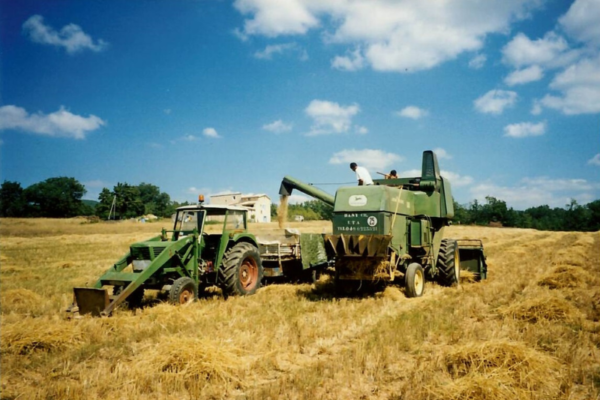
1;0;599;210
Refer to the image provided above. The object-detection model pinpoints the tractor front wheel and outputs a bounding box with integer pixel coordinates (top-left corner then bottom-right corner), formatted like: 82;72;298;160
169;277;198;305
437;238;460;287
219;242;263;297
405;263;425;298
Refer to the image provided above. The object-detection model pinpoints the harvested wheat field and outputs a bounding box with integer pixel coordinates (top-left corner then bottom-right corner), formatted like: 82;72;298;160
1;218;599;400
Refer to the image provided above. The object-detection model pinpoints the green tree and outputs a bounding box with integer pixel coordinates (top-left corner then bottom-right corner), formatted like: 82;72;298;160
0;181;27;217
24;177;86;218
113;183;144;219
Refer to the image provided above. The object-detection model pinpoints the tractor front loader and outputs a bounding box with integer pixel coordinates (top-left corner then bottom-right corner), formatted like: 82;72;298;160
70;202;264;316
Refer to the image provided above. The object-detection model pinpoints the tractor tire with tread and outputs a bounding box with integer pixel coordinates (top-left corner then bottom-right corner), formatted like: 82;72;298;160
219;242;263;297
436;238;460;287
169;276;198;305
405;263;425;298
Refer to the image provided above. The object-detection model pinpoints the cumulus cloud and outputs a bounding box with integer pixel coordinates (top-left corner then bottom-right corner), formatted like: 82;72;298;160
262;119;293;133
503;121;546;138
433;148;452;160
468;54;487;69
202;127;221;138
474;90;517;115
22;15;108;54
331;48;365;71
0;105;105;139
539;55;600;115
234;0;541;73
254;42;306;60
305;100;360;136
501;32;574;69
470;176;599;209
355;125;368;135
395;106;429;120
588;154;600;166
440;170;473;187
329;148;402;171
504;65;544;86
559;0;600;47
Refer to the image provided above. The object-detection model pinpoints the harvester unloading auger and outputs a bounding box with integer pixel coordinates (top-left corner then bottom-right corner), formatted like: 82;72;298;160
279;150;487;296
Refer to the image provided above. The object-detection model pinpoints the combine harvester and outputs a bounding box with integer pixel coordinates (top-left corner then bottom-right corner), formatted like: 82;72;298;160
279;150;487;296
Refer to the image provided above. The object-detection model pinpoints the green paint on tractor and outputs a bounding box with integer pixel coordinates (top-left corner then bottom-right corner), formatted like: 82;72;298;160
279;150;487;297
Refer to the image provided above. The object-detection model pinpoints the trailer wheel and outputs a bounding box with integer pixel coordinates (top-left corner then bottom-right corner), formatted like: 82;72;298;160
112;285;145;309
405;263;425;298
169;277;197;305
437;239;460;287
219;242;263;297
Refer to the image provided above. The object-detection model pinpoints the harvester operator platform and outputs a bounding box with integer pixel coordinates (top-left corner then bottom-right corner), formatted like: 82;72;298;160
350;162;373;186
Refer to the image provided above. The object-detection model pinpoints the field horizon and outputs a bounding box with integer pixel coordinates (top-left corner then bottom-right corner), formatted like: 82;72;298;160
1;218;599;399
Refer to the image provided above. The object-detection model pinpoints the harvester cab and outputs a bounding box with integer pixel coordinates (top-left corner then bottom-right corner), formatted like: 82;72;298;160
279;150;487;297
70;203;263;316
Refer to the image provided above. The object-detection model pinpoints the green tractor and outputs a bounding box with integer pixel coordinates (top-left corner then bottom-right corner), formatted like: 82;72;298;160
70;202;263;316
279;150;487;297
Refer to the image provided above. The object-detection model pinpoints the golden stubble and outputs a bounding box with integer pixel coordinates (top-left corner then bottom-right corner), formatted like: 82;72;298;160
1;218;598;399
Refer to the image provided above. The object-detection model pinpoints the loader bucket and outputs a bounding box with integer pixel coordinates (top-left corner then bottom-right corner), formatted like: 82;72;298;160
457;239;487;280
74;288;109;316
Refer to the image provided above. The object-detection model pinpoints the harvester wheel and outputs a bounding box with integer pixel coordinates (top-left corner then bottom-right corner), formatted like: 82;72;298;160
219;242;263;297
112;285;145;309
405;263;425;298
169;277;197;305
437;239;460;287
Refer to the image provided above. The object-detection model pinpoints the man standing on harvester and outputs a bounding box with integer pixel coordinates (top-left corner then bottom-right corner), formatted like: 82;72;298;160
350;162;373;186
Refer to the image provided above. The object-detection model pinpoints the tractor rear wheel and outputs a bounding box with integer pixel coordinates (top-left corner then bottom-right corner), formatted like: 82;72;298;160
169;277;197;305
405;263;425;298
219;242;263;297
437;239;460;287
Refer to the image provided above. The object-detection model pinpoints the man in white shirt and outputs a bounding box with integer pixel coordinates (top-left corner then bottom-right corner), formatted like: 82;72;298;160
350;162;373;186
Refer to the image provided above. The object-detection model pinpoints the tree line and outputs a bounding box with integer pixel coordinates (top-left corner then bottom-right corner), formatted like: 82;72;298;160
0;178;189;219
454;196;600;232
2;177;599;232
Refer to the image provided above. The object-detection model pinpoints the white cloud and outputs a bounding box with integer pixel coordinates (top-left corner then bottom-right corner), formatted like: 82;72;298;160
396;106;428;120
254;42;297;59
234;0;541;73
22;15;108;54
559;0;600;47
504;65;544;86
588;154;600;166
305;100;360;136
440;170;473;187
329;148;402;171
182;135;199;141
0;105;105;139
503;121;546;138
355;125;368;135
474;90;517;115
531;100;543;115
331;48;365;71
468;54;487;69
233;0;319;37
399;168;472;187
470;176;599;209
262;119;293;133
501;32;574;69
433;148;452;160
539;55;600;115
203;127;221;138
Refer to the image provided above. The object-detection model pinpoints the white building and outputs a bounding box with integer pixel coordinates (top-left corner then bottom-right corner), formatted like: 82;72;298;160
210;192;271;223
